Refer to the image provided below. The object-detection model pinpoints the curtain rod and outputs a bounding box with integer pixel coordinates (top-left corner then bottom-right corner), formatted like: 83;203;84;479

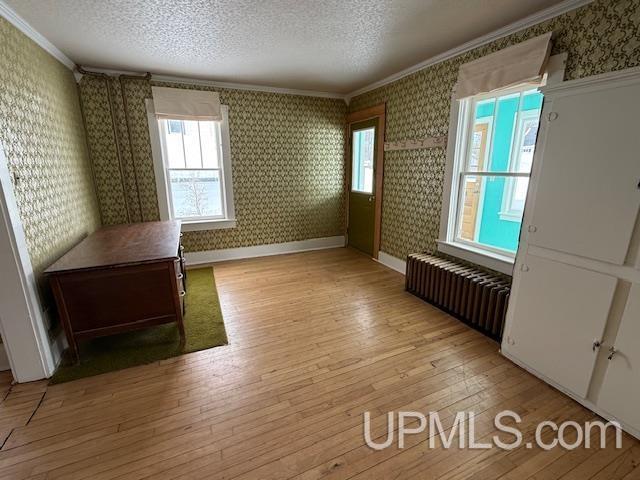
75;65;151;80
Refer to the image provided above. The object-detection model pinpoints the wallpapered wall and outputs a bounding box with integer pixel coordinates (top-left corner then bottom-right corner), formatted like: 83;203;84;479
78;77;346;252
350;0;640;261
0;18;100;306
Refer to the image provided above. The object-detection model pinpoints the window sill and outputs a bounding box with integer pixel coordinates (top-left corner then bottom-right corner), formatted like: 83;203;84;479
180;219;237;232
498;211;523;223
436;240;515;276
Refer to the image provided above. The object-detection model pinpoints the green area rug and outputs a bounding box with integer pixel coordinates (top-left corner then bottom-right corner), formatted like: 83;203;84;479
50;267;228;384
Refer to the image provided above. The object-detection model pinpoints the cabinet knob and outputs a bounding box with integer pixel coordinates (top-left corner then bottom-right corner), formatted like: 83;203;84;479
547;112;559;122
528;225;537;233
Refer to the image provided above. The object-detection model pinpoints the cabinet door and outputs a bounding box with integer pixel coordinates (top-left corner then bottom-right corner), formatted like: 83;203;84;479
507;254;616;398
598;283;640;431
528;83;640;265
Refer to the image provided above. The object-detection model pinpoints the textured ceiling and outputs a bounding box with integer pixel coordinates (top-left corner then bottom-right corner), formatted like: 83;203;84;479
7;0;568;93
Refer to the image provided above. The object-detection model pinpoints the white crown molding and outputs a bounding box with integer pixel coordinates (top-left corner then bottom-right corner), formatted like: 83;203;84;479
542;64;640;96
151;74;347;100
0;0;75;70
345;0;594;101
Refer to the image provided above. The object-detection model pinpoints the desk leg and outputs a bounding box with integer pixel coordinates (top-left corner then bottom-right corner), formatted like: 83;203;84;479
177;315;186;347
68;337;80;364
50;277;80;364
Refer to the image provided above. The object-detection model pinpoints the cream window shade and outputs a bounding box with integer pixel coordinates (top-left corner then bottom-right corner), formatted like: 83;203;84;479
455;32;552;99
151;86;222;121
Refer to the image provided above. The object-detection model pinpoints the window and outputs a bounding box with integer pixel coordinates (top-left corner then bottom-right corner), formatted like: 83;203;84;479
440;85;543;268
351;127;375;194
147;102;235;231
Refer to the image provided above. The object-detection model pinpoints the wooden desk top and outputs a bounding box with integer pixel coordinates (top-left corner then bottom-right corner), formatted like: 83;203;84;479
45;221;182;274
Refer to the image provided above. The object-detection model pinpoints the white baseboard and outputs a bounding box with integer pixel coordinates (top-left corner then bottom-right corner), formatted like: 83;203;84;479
41;307;66;376
376;251;406;275
185;236;346;266
501;349;640;440
49;328;67;373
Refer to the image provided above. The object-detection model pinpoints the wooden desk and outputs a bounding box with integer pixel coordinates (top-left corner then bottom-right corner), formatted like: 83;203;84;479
45;221;186;362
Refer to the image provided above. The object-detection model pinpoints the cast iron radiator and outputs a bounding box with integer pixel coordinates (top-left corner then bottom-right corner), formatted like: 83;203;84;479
405;253;511;341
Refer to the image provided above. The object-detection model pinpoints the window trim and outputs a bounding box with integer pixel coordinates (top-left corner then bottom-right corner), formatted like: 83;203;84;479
147;99;236;232
438;53;566;275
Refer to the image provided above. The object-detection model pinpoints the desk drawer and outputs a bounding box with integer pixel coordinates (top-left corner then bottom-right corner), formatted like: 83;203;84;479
53;262;177;333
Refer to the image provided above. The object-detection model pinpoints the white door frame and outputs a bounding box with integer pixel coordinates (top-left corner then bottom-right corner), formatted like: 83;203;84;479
0;144;56;382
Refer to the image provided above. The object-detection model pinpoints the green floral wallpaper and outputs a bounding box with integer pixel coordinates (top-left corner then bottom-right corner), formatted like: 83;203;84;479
0;18;100;306
78;77;346;252
350;0;640;261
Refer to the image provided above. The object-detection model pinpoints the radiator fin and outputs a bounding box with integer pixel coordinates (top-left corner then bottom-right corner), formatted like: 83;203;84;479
405;254;510;340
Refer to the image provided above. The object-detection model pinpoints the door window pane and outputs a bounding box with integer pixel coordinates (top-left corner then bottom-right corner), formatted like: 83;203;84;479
351;127;375;194
168;169;222;218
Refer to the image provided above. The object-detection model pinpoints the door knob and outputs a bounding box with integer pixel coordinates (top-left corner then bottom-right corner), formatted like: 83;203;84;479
368;196;374;202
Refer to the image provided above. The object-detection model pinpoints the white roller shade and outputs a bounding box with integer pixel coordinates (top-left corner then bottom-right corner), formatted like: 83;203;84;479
455;32;552;99
151;86;222;121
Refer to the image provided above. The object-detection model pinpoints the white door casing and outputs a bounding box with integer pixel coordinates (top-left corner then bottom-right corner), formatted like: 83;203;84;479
0;144;56;382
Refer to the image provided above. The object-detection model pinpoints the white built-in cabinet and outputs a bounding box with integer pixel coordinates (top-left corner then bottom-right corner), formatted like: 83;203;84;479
598;284;640;432
502;67;640;439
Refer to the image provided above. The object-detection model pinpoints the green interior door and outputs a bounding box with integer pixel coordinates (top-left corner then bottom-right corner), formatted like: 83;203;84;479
348;118;377;256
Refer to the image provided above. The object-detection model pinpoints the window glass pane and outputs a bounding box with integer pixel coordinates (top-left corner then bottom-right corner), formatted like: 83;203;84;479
466;99;494;171
169;169;222;218
514;115;539;173
167;120;183;134
199;121;220;168
506;176;530;215
468;120;491;172
467;91;542;174
487;93;520;173
457;174;523;253
163;120;185;168
182;120;202;168
351;127;375;193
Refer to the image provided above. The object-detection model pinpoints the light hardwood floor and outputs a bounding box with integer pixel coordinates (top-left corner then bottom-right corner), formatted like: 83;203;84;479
0;247;638;479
